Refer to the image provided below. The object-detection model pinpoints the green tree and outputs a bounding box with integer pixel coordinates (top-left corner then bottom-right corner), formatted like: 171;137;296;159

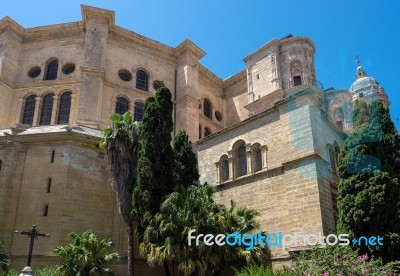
54;230;119;276
351;99;370;128
0;240;10;273
140;185;267;276
173;129;199;187
100;112;139;276
132;87;175;238
337;101;400;261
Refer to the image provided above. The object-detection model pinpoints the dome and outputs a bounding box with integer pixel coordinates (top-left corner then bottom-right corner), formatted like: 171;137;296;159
349;76;380;93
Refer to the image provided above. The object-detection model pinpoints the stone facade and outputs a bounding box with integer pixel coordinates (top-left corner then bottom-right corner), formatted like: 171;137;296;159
0;5;391;275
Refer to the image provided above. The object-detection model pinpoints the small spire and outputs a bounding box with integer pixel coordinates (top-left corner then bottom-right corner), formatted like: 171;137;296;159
355;54;366;79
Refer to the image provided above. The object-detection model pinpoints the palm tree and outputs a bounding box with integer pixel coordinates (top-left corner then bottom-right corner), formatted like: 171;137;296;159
0;240;10;272
100;112;139;276
54;230;119;275
140;185;267;276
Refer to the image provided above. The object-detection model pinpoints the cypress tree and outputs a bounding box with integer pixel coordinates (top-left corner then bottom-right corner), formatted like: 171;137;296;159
132;87;175;239
337;101;400;261
173;129;199;187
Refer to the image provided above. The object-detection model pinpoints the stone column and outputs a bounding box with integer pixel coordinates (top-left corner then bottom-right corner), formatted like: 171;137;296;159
246;143;252;174
50;94;59;125
32;96;41;126
15;98;23;124
227;150;234;181
261;145;268;169
215;161;220;184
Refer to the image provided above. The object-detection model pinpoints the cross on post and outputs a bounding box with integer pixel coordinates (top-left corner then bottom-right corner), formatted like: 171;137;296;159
14;225;50;267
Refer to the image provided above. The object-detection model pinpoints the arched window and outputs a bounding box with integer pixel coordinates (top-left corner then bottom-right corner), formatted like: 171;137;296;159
220;155;229;183
252;144;262;173
57;92;72;124
44;59;58;80
136;70;149;91
203;99;212;119
39;93;54;125
115;97;129;115
134;102;144;122
334;107;344;130
204;127;212;137
234;141;247;178
22;95;37;125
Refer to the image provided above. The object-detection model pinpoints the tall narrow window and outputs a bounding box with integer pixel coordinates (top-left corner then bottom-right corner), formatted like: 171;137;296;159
39;93;54;125
134;102;144;122
0;160;2;172
50;150;55;163
115;97;129;115
47;178;52;193
44;59;58;80
252;145;262;173
22;95;37;125
220;155;229;182
199;124;202;139
203;99;212;119
334;107;344;130
136;70;149;91
43;204;49;216
234;141;247;178
57;92;72;124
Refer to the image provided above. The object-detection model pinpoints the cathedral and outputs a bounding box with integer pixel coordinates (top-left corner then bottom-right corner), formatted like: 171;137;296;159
0;5;390;275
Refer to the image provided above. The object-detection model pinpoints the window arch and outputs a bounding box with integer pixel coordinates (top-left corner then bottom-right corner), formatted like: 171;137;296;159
115;97;130;115
39;93;54;125
219;155;229;183
134;102;144;122
204;127;212;137
136;70;149;91
57;92;72;124
44;59;59;81
252;143;262;173
233;140;247;178
203;98;212;119
21;95;37;125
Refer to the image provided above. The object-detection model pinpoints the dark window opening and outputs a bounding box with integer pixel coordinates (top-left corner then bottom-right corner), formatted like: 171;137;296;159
47;178;52;193
43;205;49;216
134;102;144;122
220;157;229;182
204;127;212;137
199;124;202;139
115;97;129;115
215;111;222;121
62;64;76;75
51;150;55;163
253;148;262;172
136;70;149;91
293;76;302;86
0;160;2;172
22;95;37;125
237;145;247;177
57;92;72;124
39;93;54;125
203;99;212;119
118;70;132;81
29;67;41;78
44;60;58;80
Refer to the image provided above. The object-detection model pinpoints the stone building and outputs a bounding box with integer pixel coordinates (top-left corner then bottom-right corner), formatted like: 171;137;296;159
0;5;390;274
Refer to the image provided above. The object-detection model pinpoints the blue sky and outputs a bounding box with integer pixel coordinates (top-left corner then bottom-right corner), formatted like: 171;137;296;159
1;1;399;129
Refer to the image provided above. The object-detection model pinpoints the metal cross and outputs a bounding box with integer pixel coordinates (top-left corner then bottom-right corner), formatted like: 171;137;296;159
14;225;50;267
356;55;361;66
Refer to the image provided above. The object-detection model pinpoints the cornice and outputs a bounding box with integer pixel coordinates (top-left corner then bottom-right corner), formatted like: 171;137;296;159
108;27;177;63
81;5;115;28
0;16;25;43
0;77;13;89
14;80;80;90
222;70;246;89
23;22;84;43
176;39;205;60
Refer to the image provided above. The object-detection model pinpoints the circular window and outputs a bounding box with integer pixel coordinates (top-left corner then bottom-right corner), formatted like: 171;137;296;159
118;70;132;82
28;67;41;78
153;80;165;91
62;63;76;74
215;111;222;121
